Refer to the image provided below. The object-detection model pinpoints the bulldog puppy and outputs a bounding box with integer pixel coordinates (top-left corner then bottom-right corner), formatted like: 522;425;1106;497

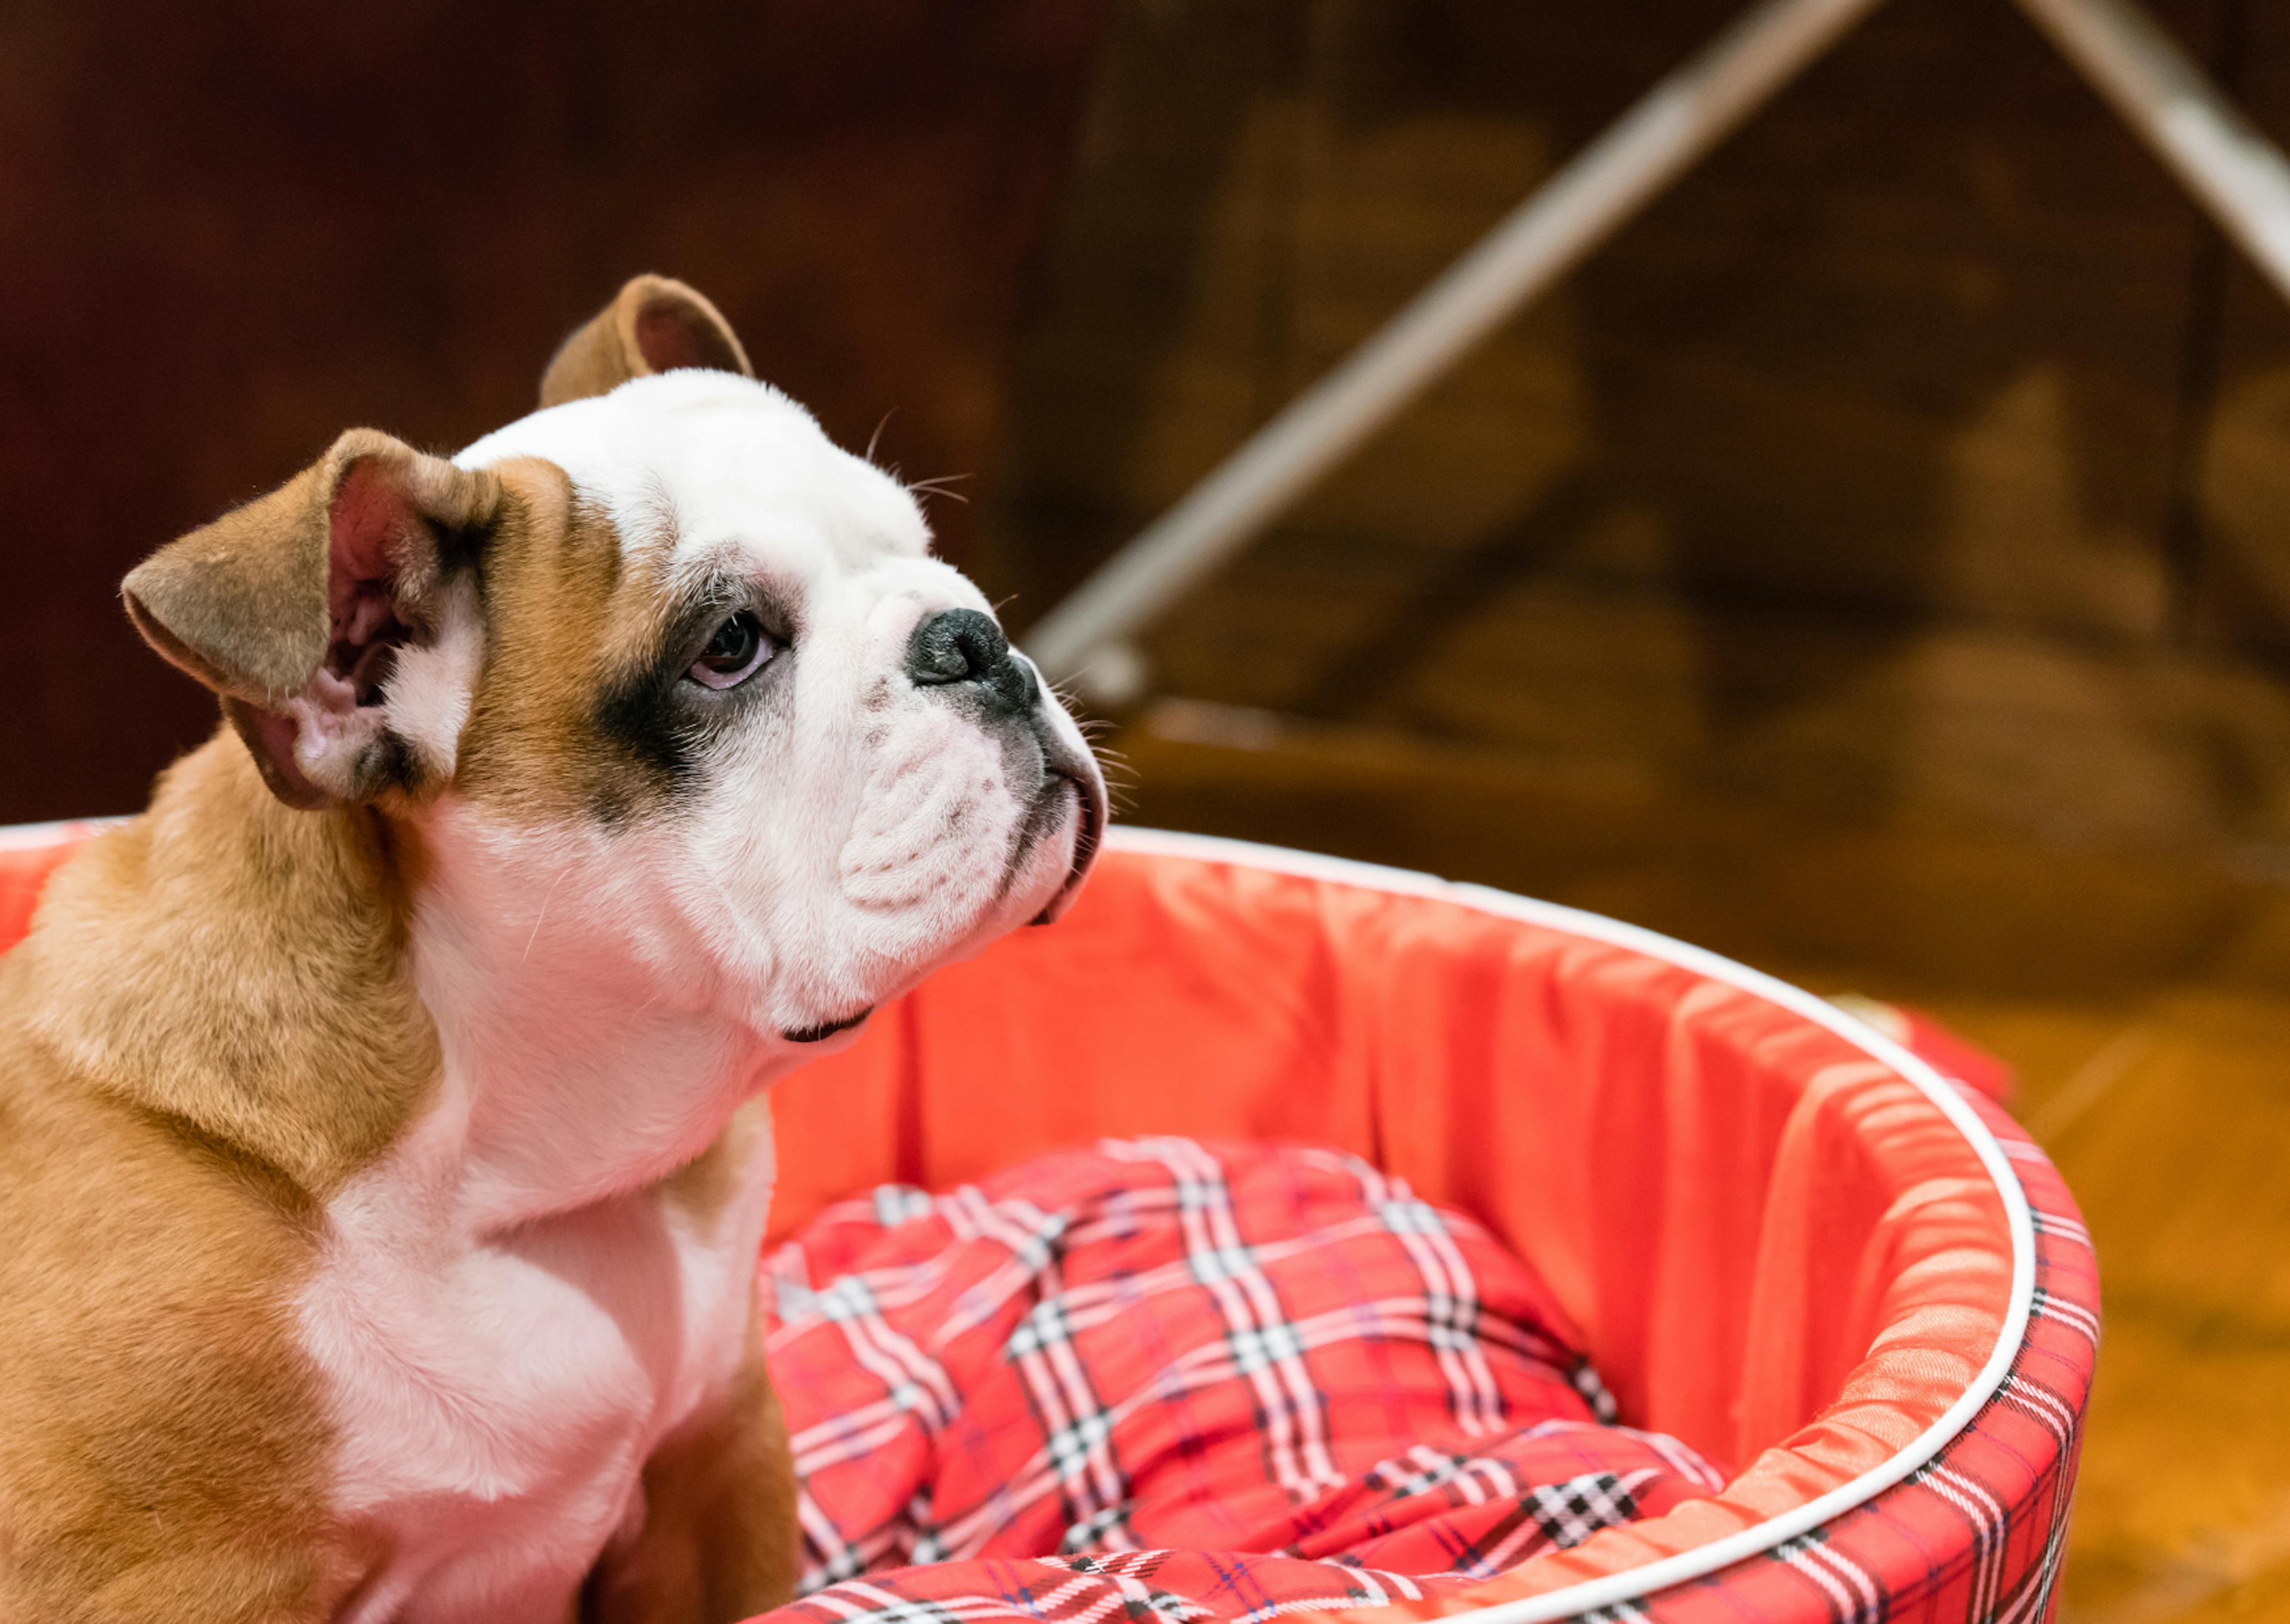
0;277;1106;1624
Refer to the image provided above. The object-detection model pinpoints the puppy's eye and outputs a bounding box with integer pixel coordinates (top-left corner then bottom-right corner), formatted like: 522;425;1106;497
686;611;776;690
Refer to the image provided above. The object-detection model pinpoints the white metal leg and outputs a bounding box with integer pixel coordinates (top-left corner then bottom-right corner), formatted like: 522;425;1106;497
2016;0;2290;302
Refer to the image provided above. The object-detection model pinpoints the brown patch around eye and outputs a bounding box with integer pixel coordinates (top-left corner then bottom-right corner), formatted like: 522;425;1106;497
454;460;694;822
592;637;705;813
454;465;799;824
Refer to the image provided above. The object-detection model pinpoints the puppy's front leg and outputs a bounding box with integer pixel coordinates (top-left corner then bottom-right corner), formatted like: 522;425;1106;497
583;1322;801;1624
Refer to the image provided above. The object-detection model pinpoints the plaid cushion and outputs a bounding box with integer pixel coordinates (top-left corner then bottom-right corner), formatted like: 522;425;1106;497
757;1138;1724;1623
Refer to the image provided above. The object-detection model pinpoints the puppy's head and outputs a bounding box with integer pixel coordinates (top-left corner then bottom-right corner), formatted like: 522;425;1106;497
122;275;1106;1046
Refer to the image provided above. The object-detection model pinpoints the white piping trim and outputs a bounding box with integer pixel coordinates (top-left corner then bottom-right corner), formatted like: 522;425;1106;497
1103;826;2039;1623
0;817;123;854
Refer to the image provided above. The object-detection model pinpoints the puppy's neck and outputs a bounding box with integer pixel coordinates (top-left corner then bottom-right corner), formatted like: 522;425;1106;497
19;733;437;1199
400;798;788;1234
23;730;782;1234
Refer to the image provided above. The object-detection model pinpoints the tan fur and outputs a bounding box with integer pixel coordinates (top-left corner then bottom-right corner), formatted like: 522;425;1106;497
455;458;692;820
453;457;626;810
17;743;441;1195
539;276;751;411
581;1316;800;1624
660;1100;776;1237
0;741;433;1622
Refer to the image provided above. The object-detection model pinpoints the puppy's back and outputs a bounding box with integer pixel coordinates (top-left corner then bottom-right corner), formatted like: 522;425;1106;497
0;738;434;1622
0;1002;339;1621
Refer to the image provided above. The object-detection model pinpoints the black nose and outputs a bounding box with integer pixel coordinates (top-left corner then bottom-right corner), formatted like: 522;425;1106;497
905;608;1037;711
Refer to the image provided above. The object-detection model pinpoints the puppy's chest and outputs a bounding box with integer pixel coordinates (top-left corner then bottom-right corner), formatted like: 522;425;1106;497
299;1136;775;1623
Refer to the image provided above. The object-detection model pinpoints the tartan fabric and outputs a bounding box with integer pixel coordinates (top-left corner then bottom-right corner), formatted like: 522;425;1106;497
756;1139;1725;1623
753;1107;2093;1624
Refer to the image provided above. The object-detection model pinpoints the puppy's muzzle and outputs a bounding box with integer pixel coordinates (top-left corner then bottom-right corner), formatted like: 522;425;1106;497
905;607;1104;925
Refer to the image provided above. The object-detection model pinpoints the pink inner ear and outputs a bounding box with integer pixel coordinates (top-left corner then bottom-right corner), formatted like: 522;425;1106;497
635;297;743;374
326;461;417;705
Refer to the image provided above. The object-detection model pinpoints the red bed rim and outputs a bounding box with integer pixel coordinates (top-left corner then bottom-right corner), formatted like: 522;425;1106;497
1081;829;2037;1622
0;819;2056;1624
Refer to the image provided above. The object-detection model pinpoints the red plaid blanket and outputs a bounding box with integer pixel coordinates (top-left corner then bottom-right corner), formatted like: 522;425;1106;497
757;1138;1724;1623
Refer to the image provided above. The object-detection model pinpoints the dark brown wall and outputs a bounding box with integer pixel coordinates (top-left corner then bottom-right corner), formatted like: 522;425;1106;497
0;0;1104;822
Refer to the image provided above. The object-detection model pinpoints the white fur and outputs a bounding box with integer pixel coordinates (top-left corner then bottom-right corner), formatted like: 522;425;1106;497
301;371;1100;1621
384;577;487;781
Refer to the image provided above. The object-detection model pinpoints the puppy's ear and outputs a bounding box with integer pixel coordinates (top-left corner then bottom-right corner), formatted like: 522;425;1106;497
123;430;503;809
537;274;753;408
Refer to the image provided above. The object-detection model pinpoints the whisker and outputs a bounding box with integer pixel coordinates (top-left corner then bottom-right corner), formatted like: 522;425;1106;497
905;472;974;507
519;861;577;966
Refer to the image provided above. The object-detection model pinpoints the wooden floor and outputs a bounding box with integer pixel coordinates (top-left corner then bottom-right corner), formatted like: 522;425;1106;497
1109;702;2290;1624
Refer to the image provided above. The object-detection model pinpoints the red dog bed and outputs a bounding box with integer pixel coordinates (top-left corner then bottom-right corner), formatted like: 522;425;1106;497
0;822;2096;1624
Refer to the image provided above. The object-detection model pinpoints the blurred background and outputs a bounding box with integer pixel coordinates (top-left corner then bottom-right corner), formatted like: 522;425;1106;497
3;1;2286;1616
